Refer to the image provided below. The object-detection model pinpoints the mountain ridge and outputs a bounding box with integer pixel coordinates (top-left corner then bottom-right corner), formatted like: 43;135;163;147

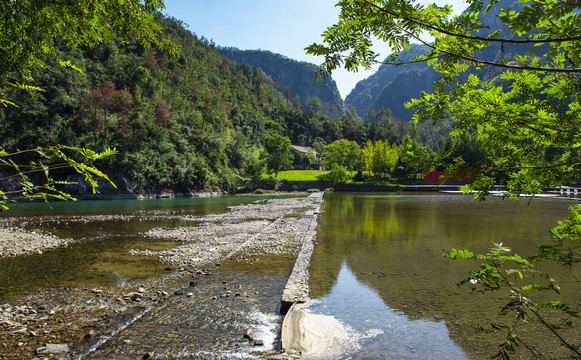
218;47;347;115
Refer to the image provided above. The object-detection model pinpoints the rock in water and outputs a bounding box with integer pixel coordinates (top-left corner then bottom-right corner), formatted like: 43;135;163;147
36;343;70;355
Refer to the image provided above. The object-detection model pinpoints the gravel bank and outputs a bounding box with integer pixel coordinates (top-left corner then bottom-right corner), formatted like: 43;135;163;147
0;227;73;257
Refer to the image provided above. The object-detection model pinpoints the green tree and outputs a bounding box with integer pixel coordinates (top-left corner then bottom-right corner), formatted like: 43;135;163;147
322;139;363;171
307;96;322;113
395;135;435;180
262;133;293;177
307;0;581;357
363;139;399;178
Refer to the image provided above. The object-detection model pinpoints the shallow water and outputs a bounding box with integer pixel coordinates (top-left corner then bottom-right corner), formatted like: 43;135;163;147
80;254;294;359
308;192;581;359
0;196;274;300
0;196;299;359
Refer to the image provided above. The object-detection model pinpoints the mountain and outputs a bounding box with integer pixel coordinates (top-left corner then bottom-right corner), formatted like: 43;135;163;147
346;0;527;122
0;16;307;194
218;48;347;115
345;44;438;121
2;15;420;195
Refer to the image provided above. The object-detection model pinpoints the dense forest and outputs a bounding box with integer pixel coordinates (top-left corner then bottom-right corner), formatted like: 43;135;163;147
0;14;451;194
218;48;347;116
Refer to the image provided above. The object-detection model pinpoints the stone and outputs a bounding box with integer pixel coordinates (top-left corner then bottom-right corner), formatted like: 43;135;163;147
36;343;70;355
124;292;144;301
281;303;356;358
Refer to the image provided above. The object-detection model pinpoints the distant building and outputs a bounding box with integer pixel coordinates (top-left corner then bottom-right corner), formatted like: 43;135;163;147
291;145;324;170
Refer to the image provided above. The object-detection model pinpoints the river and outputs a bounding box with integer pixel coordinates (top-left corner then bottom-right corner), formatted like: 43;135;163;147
307;192;581;359
0;193;579;359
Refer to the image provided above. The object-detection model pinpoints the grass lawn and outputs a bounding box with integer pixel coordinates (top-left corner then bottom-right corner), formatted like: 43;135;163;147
263;170;329;181
262;170;403;187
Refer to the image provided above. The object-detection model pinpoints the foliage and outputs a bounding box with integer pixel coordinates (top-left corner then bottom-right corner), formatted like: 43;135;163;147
307;0;581;198
1;9;435;195
0;146;117;210
324;163;352;186
217;48;346;115
321;139;364;171
0;0;175;207
395;135;436;179
363;139;399;178
308;0;581;357
262;133;293;178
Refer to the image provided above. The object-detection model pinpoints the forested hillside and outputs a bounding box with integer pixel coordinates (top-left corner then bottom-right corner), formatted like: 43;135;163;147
0;14;425;195
218;48;347;116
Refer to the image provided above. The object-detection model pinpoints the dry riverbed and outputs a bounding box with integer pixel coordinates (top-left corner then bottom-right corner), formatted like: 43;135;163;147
0;194;322;359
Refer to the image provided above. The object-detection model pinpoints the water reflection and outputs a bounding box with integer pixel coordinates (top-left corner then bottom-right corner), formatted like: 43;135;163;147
310;192;579;359
306;262;469;359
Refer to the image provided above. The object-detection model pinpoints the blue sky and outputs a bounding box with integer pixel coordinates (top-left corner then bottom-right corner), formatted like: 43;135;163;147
163;1;467;99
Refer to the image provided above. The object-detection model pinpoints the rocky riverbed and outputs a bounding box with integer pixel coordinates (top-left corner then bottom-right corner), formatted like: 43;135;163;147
0;194;322;359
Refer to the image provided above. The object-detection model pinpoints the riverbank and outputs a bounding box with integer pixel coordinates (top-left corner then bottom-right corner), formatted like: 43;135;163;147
0;194;323;359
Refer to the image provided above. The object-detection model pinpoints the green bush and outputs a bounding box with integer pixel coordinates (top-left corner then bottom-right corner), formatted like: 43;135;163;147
306;188;320;193
324;164;351;186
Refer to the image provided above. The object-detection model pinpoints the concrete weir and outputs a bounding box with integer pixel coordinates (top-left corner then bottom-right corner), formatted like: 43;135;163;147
280;191;323;315
263;192;329;360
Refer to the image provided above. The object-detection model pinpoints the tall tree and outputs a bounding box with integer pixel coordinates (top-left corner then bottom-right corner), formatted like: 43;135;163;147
262;133;293;178
363;139;398;178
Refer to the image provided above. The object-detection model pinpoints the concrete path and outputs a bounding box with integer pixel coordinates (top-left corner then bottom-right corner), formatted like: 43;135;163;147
280;192;323;314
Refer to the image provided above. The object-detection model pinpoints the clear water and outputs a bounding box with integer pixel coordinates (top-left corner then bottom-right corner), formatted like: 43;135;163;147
2;193;579;359
0;196;299;359
0;196;281;300
308;192;581;359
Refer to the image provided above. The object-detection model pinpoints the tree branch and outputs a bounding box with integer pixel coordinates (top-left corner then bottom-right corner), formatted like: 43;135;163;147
365;0;581;45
